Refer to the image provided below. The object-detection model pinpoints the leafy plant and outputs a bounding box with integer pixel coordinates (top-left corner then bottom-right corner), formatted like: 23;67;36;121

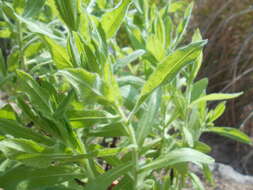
0;0;251;190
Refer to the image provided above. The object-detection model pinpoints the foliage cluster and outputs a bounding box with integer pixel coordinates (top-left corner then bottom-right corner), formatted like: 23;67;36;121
0;0;251;189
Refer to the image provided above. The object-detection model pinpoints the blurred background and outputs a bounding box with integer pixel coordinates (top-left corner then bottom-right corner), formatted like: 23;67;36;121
192;0;253;174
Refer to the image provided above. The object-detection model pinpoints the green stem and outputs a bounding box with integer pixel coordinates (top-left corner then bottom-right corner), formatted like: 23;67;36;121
115;105;139;189
17;20;26;70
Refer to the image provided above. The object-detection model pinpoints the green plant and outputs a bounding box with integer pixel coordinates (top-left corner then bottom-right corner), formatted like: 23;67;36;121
0;0;251;190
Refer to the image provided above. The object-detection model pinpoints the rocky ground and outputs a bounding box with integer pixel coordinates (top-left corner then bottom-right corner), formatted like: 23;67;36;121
187;163;253;190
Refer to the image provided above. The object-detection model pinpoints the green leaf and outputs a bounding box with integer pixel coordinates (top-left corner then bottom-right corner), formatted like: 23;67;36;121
139;148;214;173
102;63;123;105
0;164;84;190
15;14;62;40
168;1;188;13
146;34;165;61
83;162;133;190
114;49;145;71
54;0;81;31
190;92;243;106
0;138;54;168
43;37;72;69
0;119;53;145
139;40;207;106
17;70;53;117
190;173;205;190
54;90;75;119
23;0;46;18
206;127;252;145
172;3;193;48
209;101;226;122
89;123;127;137
57;68;104;103
194;141;211;153
101;0;132;38
137;88;161;147
191;78;208;102
182;127;194;147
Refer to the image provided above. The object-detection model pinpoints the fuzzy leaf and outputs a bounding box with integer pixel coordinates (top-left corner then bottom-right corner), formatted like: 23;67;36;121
206;127;252;145
101;0;132;38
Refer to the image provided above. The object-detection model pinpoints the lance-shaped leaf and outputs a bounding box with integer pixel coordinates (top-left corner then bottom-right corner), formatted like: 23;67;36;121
114;49;146;71
0;119;53;145
83;162;133;190
139;148;214;173
17;70;53;117
54;0;81;31
0;164;84;190
23;0;46;18
101;0;132;39
205;127;252;145
138;40;207;106
43;37;72;69
57;68;104;103
102;63;123;105
136;88;161;147
190;92;243;106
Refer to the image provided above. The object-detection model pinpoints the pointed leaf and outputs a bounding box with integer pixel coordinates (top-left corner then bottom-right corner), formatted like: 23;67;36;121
190;92;243;106
206;127;252;145
101;0;132;38
139;40;207;106
137;88;161;147
83;162;133;190
139;148;214;173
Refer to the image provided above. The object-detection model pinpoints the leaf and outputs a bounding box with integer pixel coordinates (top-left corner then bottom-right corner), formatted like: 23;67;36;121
194;141;211;154
23;0;46;18
190;173;205;190
206;127;252;145
155;13;166;46
139;40;207;106
114;49;146;71
89;123;127;137
0;138;53;168
182;127;194;147
191;78;208;102
83;162;133;190
54;90;75;118
68;109;118;128
101;0;132;38
15;14;62;40
57;68;104;103
209;101;226;122
172;3;193;48
146;34;165;61
0;119;53;145
190;29;203;80
168;1;188;13
190;92;243;106
139;148;214;173
136;88;161;147
0;164;84;190
17;70;53;117
54;0;81;31
43;36;72;69
102;63;123;105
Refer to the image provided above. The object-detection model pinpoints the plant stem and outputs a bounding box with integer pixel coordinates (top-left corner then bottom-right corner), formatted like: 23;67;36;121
17;20;26;70
115;105;139;189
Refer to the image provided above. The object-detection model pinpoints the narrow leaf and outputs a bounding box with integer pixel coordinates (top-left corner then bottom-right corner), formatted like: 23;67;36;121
190;92;243;106
139;40;207;106
139;148;214;173
101;0;132;38
206;127;252;144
